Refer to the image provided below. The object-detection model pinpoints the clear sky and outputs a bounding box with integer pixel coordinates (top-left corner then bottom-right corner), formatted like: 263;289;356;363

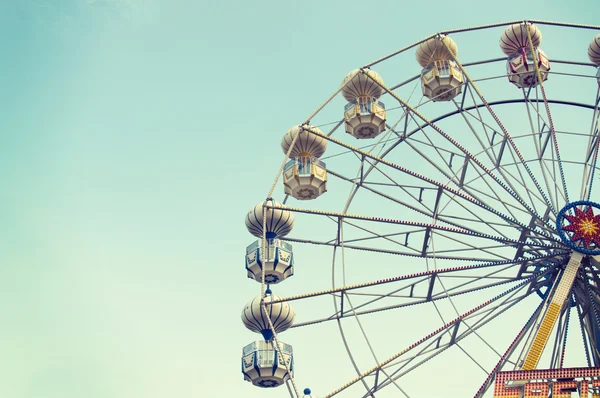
1;1;600;398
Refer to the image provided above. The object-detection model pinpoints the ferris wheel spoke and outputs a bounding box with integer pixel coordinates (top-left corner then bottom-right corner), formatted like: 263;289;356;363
342;269;522;318
574;290;600;366
333;218;485;258
327;145;555;245
309;124;562;245
342;177;560;254
581;90;600;200
455;158;542;222
357;159;534;242
284;255;559;328
427;230;552;260
274;257;543;304
397;115;534;225
276;205;529;245
370;82;556;233
575;301;595;368
480;120;558;221
478;157;559;234
452;84;495;153
299;276;523;329
520;89;565;211
451;87;552;218
373;97;600;211
491;132;554;216
435;182;556;243
325;268;551;398
323;119;345;137
532;87;564;210
328;248;380;398
573;269;600;369
368;285;535;396
458;168;548;225
328;168;516;240
285;235;565;263
338;292;414;398
285;236;510;262
448;51;560;218
353;157;527;240
525;31;572;205
578;261;600;366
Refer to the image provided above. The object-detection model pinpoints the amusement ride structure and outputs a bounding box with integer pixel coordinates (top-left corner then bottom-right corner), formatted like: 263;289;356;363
240;21;600;397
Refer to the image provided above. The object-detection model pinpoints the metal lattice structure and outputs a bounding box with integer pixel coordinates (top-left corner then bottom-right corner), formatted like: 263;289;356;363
241;20;600;398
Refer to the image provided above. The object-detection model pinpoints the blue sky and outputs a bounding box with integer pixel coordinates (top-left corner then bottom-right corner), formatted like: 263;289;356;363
1;1;600;398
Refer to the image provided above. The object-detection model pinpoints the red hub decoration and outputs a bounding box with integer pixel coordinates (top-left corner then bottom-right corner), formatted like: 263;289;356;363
562;206;600;248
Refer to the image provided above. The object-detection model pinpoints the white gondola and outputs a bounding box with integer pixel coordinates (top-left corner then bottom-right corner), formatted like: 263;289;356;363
281;125;328;200
500;22;550;88
341;69;386;139
416;35;464;101
245;239;293;284
241;340;293;388
282;156;327;200
244;200;295;283
241;291;295;388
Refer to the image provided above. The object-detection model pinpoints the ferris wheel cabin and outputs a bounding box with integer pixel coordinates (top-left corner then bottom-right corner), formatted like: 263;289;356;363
241;290;295;388
244;200;295;284
500;23;550;88
416;35;464;101
341;69;387;139
281;125;328;200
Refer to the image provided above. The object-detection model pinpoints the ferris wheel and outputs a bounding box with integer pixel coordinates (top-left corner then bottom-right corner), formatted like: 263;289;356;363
240;21;600;398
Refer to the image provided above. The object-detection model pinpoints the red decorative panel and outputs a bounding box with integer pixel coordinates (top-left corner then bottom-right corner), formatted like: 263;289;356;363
493;367;600;397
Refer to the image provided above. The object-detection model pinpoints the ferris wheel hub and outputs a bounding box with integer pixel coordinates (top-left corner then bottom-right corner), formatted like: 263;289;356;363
556;201;600;255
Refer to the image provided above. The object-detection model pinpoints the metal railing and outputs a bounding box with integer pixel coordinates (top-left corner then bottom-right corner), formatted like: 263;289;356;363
344;98;386;114
421;60;460;78
246;239;293;257
284;157;327;176
243;340;294;355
